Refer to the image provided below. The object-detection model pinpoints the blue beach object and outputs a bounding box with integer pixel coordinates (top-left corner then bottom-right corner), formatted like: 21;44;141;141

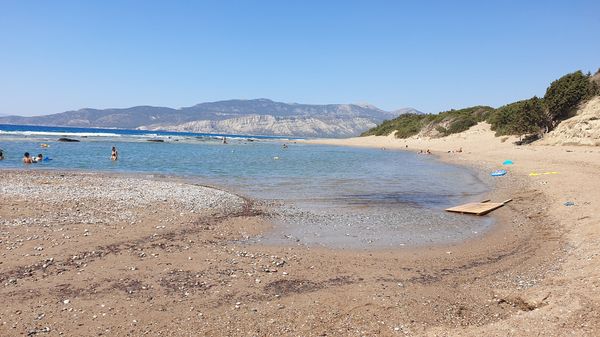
502;160;513;165
491;169;507;177
43;157;52;161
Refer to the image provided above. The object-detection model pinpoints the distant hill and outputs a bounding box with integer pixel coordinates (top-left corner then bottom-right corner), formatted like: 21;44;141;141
0;99;422;138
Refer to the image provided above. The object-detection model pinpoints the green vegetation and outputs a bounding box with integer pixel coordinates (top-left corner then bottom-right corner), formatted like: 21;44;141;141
362;69;599;139
431;106;493;136
488;97;546;136
544;70;598;122
361;113;429;138
361;106;493;138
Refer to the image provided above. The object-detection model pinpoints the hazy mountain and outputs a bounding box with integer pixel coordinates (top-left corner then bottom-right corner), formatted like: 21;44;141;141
392;107;423;115
0;99;422;137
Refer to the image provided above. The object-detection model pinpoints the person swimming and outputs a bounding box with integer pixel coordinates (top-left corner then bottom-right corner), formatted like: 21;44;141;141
22;152;33;164
0;148;4;160
33;154;43;163
111;146;118;161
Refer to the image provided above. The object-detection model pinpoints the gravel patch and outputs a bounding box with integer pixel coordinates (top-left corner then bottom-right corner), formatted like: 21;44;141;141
0;170;245;226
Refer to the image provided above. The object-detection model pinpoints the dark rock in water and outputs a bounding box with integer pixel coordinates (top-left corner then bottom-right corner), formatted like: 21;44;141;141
58;137;80;142
147;139;165;143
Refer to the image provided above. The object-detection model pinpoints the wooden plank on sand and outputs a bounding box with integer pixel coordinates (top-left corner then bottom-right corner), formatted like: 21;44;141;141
445;199;512;216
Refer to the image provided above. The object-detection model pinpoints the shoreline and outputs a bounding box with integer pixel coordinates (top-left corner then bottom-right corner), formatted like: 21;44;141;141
2;123;599;335
0;163;499;252
302;124;600;335
0;117;600;336
1;147;498;250
0;164;517;255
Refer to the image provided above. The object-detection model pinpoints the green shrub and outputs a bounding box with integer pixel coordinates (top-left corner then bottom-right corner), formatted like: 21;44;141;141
361;106;493;138
362;69;598;139
435;125;448;134
445;115;478;134
544;71;597;122
489;97;547;136
429;106;493;136
361;113;429;138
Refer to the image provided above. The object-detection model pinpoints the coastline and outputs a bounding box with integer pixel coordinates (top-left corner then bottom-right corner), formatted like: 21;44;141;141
303;123;600;335
0;156;585;337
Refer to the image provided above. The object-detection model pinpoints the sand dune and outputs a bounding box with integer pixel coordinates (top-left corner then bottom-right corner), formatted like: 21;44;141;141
539;96;600;146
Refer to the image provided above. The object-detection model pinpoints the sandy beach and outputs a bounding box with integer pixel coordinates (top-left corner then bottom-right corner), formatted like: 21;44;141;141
1;1;597;336
1;124;599;336
306;123;600;335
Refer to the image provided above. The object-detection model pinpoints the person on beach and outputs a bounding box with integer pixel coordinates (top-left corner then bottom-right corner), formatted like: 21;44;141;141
111;146;118;161
22;152;33;164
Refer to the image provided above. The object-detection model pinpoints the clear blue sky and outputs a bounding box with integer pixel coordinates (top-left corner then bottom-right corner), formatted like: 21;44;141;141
1;0;598;116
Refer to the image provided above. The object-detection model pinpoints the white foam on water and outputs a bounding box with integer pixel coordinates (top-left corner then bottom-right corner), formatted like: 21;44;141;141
0;130;123;137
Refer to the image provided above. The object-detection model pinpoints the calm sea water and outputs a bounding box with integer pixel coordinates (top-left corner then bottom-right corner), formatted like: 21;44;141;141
0;124;492;248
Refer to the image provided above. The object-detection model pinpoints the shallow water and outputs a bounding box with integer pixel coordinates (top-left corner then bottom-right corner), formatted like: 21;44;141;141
0;124;492;248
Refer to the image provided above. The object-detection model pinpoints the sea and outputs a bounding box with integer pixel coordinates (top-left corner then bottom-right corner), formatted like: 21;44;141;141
0;124;492;248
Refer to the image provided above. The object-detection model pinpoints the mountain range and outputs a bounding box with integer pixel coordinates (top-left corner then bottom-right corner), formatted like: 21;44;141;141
0;99;421;137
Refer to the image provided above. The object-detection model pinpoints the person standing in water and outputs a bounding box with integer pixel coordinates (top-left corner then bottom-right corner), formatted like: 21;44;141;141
22;152;33;164
111;146;118;161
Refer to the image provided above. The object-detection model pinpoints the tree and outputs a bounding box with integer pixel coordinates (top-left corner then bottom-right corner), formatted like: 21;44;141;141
488;97;547;136
544;71;596;123
513;96;546;137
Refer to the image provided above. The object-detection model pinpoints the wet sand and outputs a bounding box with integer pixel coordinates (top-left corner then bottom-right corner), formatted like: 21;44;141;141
0;151;583;337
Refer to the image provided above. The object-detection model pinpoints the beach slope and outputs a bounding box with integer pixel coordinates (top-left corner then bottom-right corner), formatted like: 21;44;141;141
306;122;600;335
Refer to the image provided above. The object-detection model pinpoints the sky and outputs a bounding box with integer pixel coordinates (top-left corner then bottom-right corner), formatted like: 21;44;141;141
0;0;599;116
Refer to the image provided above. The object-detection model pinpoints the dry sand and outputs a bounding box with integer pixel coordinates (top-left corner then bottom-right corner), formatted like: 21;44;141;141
305;122;600;336
1;124;599;336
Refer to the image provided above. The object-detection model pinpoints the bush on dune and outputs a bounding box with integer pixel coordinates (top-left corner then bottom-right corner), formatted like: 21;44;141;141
433;106;494;136
361;106;493;139
362;68;599;139
361;113;429;138
544;70;598;124
488;96;547;136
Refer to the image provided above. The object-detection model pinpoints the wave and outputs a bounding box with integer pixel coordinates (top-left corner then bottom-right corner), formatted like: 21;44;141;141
0;130;124;137
0;130;264;144
0;124;297;141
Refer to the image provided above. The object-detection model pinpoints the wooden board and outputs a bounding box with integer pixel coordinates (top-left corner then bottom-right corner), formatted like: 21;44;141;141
445;199;512;216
